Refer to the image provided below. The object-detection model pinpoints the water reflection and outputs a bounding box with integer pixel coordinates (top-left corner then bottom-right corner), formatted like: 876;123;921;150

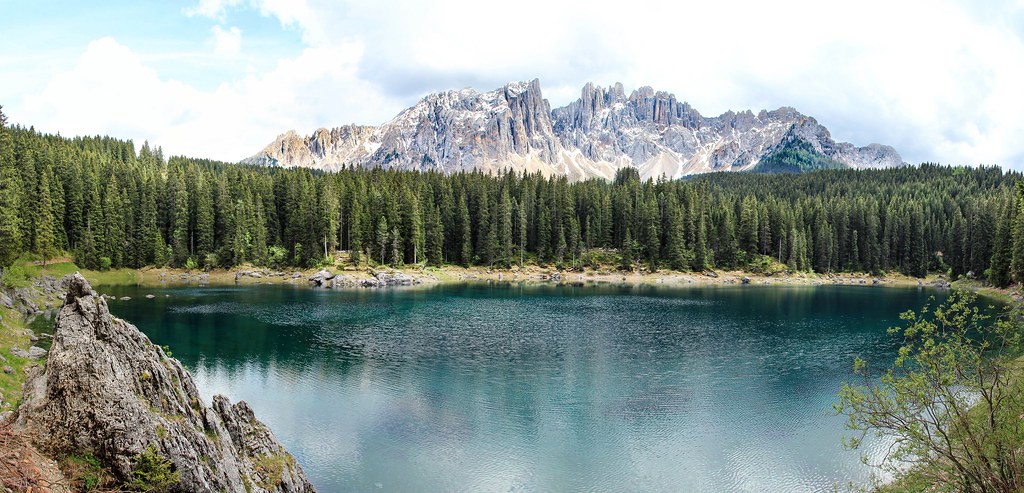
104;284;948;492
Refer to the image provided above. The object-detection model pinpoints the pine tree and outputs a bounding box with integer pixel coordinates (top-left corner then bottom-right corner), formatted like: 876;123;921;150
0;114;22;267
693;209;710;271
498;188;513;268
516;195;527;268
321;182;340;262
425;201;444;266
101;176;125;266
376;216;388;266
990;198;1014;287
194;176;215;265
349;195;363;265
665;199;690;271
171;176;190;267
620;229;636;271
458;195;472;266
33;164;58;264
738;196;759;257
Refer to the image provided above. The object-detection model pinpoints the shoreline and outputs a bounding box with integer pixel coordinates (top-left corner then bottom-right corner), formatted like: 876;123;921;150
99;264;965;290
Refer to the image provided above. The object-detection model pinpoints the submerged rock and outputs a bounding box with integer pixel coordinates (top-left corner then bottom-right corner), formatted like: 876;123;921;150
14;273;315;492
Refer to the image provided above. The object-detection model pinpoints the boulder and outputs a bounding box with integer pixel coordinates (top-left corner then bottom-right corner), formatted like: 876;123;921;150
0;291;14;309
145;294;156;299
361;271;418;287
741;277;751;284
2;365;12;374
10;346;47;359
235;271;264;282
308;269;336;287
329;276;358;289
13;274;315;492
14;288;41;315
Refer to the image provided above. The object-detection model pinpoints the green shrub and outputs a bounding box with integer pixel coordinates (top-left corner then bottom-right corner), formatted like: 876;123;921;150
125;445;179;492
746;255;787;275
268;246;288;269
203;253;219;270
99;257;112;271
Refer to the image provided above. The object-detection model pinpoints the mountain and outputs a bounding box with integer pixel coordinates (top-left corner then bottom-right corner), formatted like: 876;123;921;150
244;79;904;180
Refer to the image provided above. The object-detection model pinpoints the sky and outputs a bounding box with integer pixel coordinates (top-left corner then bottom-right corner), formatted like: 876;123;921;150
2;0;1024;168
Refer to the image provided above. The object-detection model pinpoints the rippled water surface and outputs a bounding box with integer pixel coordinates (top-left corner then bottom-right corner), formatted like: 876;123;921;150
103;283;947;492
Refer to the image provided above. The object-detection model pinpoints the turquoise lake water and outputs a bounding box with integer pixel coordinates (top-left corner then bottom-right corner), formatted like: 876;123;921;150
101;283;949;492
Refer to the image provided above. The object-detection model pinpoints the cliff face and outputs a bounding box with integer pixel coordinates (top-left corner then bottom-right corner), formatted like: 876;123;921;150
245;79;904;180
13;274;315;493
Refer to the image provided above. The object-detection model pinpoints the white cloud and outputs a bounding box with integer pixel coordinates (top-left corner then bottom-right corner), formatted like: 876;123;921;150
239;0;1024;168
184;0;242;20
211;25;242;56
10;0;1024;169
20;37;397;161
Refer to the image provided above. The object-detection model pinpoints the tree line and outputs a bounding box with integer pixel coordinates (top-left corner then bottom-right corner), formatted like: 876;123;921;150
2;111;1024;286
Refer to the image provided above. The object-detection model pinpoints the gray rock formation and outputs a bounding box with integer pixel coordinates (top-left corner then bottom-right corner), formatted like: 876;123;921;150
245;80;904;180
308;269;335;287
10;346;46;359
361;271;418;288
14;274;315;493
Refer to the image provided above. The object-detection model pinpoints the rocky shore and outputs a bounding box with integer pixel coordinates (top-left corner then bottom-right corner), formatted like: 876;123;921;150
127;264;963;292
4;274;316;492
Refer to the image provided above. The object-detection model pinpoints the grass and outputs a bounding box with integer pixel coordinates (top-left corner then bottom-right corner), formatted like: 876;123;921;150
60;453;115;492
0;305;36;411
253;453;290;490
951;278;1016;305
2;257;139;288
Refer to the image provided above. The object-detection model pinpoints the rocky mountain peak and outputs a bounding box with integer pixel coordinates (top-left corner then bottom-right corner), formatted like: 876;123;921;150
244;79;905;180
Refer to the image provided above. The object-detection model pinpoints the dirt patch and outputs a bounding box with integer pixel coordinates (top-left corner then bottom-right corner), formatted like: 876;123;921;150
0;422;69;493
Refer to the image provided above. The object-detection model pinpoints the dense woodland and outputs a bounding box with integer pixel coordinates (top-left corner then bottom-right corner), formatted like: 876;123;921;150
2;110;1024;286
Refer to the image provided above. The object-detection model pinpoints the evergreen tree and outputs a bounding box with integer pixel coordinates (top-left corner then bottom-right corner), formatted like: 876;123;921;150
458;195;472;266
195;176;215;264
425;201;444;266
738;195;759;256
516;195;527;268
376;216;388;266
171;176;190;267
33;164;58;264
693;208;710;271
0;113;22;267
498;188;513;267
990;198;1014;287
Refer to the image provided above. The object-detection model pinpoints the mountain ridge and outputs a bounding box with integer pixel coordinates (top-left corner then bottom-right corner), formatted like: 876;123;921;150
244;79;904;180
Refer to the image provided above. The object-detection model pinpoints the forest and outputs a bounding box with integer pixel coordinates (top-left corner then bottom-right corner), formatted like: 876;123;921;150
1;111;1023;286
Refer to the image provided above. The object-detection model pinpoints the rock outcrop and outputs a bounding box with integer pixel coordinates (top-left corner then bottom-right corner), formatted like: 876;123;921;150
245;79;904;180
13;274;315;493
360;271;419;288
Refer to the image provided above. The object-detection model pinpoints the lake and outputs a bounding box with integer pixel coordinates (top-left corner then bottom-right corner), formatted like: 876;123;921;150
100;283;947;492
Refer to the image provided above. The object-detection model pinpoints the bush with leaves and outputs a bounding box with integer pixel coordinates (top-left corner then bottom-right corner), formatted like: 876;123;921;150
835;291;1024;493
125;445;179;493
